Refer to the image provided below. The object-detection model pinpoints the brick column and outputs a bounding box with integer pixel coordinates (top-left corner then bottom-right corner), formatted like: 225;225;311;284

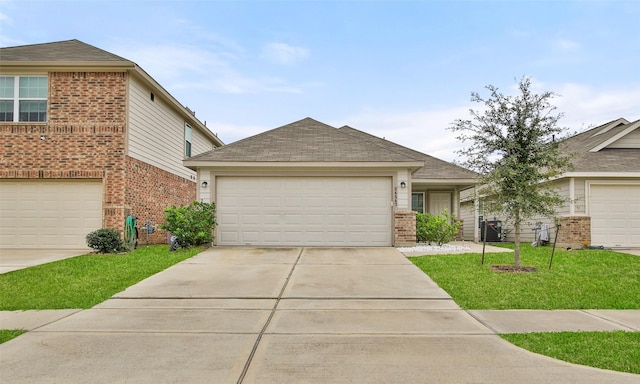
557;216;591;249
394;210;416;247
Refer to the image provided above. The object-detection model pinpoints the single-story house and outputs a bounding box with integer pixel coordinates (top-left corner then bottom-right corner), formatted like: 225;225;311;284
460;117;640;248
0;39;224;249
185;117;477;247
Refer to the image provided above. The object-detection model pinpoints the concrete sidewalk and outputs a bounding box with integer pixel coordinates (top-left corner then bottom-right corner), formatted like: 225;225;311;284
0;248;88;274
1;247;638;383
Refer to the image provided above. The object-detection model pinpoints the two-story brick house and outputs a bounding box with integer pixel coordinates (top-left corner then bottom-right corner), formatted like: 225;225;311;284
0;40;223;249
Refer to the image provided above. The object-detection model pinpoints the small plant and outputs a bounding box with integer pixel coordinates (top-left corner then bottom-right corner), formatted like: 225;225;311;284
416;210;461;246
86;228;127;253
160;201;216;248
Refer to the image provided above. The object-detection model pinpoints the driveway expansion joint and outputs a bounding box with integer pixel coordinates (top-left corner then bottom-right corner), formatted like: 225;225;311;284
236;247;304;384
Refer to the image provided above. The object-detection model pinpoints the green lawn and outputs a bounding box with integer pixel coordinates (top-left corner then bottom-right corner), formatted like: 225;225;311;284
0;245;201;310
0;330;25;344
410;244;640;374
409;244;640;310
502;331;640;375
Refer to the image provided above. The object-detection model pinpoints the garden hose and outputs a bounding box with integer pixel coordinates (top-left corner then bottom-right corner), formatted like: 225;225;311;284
124;215;138;249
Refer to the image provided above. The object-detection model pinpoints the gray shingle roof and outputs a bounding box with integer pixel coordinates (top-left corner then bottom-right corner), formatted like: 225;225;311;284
0;39;130;63
561;118;640;173
189;118;425;163
338;126;477;180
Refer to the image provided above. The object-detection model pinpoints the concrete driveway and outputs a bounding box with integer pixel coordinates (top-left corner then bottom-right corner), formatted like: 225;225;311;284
0;247;637;383
0;248;89;274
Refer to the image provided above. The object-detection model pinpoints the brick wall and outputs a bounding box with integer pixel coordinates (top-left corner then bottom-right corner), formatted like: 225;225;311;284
126;157;196;244
1;71;196;244
49;72;127;124
394;210;416;247
557;216;591;249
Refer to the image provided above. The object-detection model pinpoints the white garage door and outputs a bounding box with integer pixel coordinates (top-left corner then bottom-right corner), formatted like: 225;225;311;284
0;180;102;249
590;184;640;248
216;176;392;246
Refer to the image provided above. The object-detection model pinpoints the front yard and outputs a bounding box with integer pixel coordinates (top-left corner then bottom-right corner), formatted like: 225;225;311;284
410;244;640;374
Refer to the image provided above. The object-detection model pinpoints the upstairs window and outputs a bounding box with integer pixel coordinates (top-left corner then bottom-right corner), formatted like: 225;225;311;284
184;123;192;157
0;76;48;122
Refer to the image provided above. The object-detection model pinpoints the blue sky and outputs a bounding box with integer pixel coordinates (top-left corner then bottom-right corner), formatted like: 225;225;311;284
1;0;639;161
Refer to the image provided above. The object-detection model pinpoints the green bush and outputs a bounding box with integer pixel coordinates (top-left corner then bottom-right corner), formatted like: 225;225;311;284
160;201;216;247
86;228;127;253
416;210;461;245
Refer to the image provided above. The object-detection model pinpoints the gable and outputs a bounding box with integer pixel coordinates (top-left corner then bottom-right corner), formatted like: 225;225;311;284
605;126;640;149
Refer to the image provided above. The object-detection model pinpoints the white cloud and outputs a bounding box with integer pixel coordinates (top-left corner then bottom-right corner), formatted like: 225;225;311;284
333;82;640;163
553;83;640;132
337;106;472;163
261;42;309;65
109;42;303;95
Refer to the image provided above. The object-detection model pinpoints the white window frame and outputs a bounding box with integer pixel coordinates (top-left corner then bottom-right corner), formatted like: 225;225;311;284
411;192;425;213
184;122;193;157
0;75;48;122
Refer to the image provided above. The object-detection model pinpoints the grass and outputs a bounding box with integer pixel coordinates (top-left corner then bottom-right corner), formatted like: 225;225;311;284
0;330;25;344
409;244;640;310
0;245;202;310
501;331;640;374
410;243;640;374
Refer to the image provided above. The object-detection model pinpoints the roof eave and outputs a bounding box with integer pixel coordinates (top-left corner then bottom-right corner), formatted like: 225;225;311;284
412;178;477;185
558;172;640;179
184;161;424;171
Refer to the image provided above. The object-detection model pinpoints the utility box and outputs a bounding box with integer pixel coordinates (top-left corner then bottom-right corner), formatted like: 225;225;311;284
481;220;502;242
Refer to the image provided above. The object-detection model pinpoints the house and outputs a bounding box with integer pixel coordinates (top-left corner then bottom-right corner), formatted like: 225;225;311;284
459;117;640;248
0;40;224;249
184;117;477;247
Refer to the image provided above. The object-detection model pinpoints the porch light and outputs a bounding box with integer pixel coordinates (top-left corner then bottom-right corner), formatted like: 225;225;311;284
201;181;208;188
400;181;406;189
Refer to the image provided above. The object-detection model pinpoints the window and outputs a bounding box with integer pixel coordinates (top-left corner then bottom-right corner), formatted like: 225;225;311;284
0;76;48;122
412;192;424;213
184;123;192;157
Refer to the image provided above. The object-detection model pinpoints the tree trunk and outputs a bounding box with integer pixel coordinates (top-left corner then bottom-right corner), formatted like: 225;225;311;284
514;213;521;268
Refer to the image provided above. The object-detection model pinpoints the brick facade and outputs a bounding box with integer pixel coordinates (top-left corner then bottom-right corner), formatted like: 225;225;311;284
126;157;196;244
0;71;197;245
557;216;591;249
394;210;416;247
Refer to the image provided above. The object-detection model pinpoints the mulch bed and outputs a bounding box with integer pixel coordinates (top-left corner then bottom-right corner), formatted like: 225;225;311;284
491;264;537;273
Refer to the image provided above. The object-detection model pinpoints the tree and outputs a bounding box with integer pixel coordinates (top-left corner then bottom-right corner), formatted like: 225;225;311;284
449;77;573;267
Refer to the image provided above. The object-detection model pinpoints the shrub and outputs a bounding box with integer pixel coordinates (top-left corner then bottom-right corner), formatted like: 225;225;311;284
416;210;461;245
86;228;127;253
160;201;216;247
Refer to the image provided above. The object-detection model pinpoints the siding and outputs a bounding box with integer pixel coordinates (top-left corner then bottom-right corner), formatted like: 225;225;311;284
128;77;202;180
397;169;410;209
608;129;640;148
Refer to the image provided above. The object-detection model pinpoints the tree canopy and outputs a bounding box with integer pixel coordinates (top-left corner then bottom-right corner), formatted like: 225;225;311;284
450;77;573;266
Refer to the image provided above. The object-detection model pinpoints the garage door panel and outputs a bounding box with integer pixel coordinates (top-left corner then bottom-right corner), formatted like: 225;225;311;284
590;184;640;248
0;180;101;249
216;177;392;246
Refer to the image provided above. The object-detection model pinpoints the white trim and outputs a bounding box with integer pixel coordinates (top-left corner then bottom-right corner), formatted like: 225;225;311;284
585;180;640;216
589;120;640;152
185;161;424;169
560;172;640;179
590;118;629;137
411;192;425;213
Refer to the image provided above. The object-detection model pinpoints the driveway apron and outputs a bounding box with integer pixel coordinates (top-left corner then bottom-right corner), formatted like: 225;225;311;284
0;247;637;383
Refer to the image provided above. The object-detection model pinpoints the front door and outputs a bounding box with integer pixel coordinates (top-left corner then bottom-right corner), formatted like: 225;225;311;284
428;192;452;216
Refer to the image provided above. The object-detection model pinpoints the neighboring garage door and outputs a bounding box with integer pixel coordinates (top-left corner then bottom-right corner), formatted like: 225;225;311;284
0;180;102;249
216;176;392;246
590;184;640;248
